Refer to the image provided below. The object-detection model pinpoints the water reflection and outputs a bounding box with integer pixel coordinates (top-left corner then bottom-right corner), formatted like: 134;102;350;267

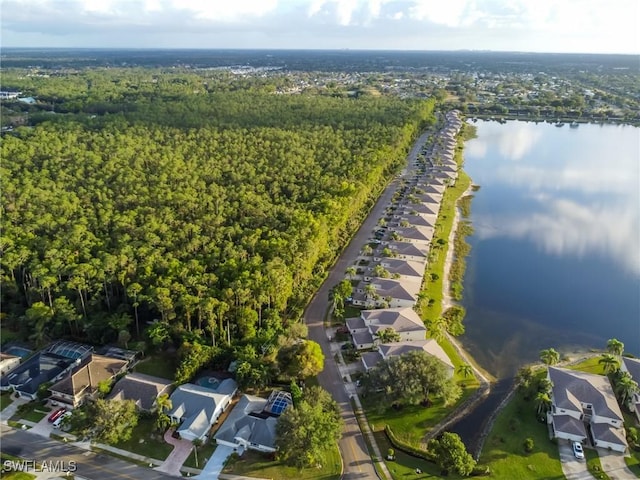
461;121;640;377
474;197;640;276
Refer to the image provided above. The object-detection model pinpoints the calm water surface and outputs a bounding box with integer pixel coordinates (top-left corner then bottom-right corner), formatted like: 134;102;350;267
460;121;640;378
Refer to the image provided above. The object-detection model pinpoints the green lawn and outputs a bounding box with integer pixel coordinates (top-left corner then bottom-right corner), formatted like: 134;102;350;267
363;386;476;447
0;392;14;411
585;448;611;480
182;440;217;469
419;169;471;324
625;450;640;476
373;431;465;480
112;416;174;461
133;355;177;380
343;305;362;320
223;446;341;480
480;392;564;479
569;356;607;375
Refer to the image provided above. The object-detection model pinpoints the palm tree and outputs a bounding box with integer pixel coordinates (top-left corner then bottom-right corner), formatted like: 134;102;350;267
364;284;377;299
427;317;446;342
535;391;552;416
345;266;357;280
362;245;374;257
614;372;639;407
537;378;553;396
375;327;401;344
539;348;560;366
457;363;474;379
599;353;620;374
155;393;173;415
192;438;203;468
607;338;624;357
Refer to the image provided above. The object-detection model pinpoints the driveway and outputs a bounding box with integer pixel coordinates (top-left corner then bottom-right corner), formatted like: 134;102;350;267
196;444;234;479
304;129;432;479
598;450;637;480
558;441;593;480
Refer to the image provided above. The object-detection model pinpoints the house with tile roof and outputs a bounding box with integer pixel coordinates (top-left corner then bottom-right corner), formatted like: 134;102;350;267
49;354;128;407
346;308;426;350
107;372;173;412
547;367;627;452
361;340;454;376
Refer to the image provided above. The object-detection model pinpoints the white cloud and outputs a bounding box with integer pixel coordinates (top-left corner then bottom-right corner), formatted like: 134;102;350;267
1;0;638;52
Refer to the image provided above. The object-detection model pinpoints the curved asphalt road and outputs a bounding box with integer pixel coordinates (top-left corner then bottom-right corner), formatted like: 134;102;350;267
304;129;432;479
0;425;174;480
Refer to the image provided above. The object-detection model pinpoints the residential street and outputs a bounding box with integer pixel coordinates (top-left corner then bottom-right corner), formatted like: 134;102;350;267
0;425;175;480
304;128;433;479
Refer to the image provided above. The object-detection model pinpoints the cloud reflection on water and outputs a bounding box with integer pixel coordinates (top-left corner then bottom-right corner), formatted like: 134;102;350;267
468;122;640;277
474;197;640;276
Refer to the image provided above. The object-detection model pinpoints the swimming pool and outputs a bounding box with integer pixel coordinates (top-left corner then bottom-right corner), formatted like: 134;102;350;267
5;346;32;359
195;376;220;390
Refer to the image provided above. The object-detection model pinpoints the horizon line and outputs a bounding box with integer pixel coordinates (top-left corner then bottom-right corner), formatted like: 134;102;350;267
2;47;638;56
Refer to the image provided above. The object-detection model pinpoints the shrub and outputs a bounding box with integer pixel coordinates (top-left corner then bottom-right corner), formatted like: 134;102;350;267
524;437;534;453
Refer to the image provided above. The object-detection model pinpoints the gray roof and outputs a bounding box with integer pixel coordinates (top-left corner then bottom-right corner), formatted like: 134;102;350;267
552;414;587;437
401;202;439;215
368;278;421;301
386;241;428;259
361;351;383;370
591;422;627;446
352;331;374;346
378;340;454;369
379;258;426;278
393;226;434;243
168;381;237;439
361;308;426;334
107;373;173;411
548;367;623;421
214;394;278;449
622;357;640;382
346;316;366;331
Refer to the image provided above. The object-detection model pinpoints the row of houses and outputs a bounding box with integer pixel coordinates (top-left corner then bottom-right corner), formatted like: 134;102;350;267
548;357;640;453
343;111;464;373
0;340;290;453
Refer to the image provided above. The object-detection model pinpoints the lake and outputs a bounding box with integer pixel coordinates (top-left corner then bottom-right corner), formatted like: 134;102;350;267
460;120;640;378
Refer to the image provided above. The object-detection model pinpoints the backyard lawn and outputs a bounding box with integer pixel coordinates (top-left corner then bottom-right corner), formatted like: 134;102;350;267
223;446;341;480
112;416;174;461
133;354;177;380
569;356;607;375
480;391;564;479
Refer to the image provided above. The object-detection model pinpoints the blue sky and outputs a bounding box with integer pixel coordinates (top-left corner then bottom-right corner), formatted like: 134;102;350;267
1;0;638;54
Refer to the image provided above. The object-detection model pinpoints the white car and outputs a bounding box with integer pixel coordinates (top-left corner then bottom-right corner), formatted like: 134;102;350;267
572;441;584;460
53;411;72;429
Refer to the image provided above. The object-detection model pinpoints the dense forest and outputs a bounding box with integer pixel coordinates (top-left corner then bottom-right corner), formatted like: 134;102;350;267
1;71;436;381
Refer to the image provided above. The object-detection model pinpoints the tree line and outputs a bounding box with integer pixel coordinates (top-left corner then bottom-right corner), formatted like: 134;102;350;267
1;77;436;383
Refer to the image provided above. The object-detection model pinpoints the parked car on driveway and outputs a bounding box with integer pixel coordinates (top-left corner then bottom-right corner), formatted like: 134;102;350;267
48;407;66;423
53;411;72;429
572;441;584;459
